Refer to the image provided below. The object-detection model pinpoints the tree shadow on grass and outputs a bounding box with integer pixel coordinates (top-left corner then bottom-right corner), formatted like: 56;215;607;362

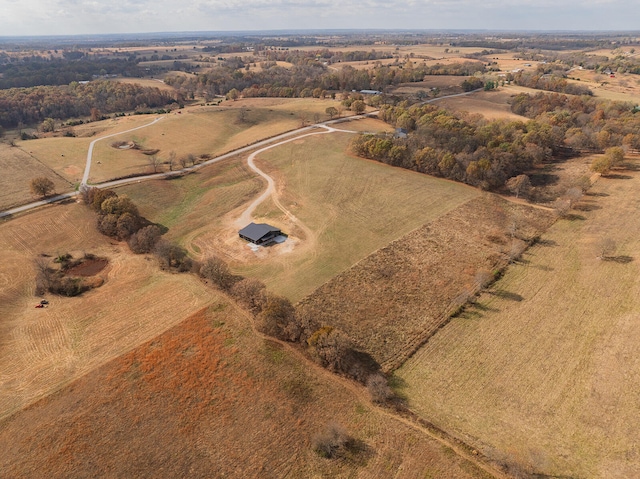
603;255;634;264
536;239;558;247
604;174;633;180
489;290;524;302
573;202;601;212
564;213;586;221
585;191;609;197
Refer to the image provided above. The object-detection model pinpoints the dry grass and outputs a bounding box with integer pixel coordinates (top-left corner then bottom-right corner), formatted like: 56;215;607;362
0;304;493;479
396;160;640;478
298;194;555;371
434;89;529;121
117;129;479;304
232;132;480;301
0;143;73;210
87;98;342;183
0;201;213;421
13;115;167;186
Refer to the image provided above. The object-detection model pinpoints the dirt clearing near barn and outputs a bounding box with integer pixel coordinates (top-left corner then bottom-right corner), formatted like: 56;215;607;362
397;160;640;478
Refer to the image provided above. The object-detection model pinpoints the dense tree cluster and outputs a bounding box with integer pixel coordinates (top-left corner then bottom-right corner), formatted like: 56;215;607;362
0;80;175;128
352;91;640;191
510;92;640;152
165;58;486;101
0;58;146;89
513;70;593;96
354;103;548;189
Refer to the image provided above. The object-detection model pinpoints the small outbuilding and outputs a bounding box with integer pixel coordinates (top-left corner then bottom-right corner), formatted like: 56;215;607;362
239;222;282;245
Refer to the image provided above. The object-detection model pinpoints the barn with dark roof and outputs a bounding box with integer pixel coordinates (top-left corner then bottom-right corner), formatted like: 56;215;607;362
238;222;282;245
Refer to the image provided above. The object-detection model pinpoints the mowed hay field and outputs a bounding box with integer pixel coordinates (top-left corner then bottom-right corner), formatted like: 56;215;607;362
298;195;555;371
88;97;343;183
397;163;640;478
0;144;72;210
236;131;482;301
434;89;529;121
0;202;213;420
15;115;167;185
0;305;494;479
119;125;478;303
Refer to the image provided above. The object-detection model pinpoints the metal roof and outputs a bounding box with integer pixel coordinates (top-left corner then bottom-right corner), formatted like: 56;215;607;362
238;222;281;242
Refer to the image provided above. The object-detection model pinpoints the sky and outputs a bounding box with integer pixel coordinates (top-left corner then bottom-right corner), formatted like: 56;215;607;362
0;0;637;37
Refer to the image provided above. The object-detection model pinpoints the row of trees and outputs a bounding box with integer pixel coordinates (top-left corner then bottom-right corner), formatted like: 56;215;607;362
0;80;176;129
0;58;147;89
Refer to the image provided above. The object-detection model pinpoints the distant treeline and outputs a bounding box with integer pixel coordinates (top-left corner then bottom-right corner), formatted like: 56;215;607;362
351;92;640;190
166;58;486;100
0;80;175;128
513;71;593;96
0;58;149;89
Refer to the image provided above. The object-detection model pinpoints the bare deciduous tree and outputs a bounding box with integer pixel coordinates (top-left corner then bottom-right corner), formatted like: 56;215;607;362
30;177;55;197
200;255;235;291
312;422;350;458
367;373;393;403
505;174;531;199
597;238;617;259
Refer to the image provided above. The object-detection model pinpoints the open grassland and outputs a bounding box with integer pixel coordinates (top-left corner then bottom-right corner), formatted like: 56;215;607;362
12;115;166;185
397;161;640;478
0;305;493;479
0;144;72;210
434;89;529;121
119;126;475;303
233;132;480;301
110;76;176;91
0;202;213;421
88;97;342;183
298;195;555;372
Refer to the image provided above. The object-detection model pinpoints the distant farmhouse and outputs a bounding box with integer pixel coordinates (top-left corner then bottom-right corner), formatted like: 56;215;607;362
239;222;282;245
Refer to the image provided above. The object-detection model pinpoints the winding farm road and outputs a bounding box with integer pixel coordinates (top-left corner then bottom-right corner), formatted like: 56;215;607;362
0;88;484;221
81;116;165;186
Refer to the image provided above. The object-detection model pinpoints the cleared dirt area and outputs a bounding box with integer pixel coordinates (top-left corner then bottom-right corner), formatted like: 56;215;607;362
298;194;555;372
0;143;72;210
396;161;640;478
0;202;213;421
0;305;493;479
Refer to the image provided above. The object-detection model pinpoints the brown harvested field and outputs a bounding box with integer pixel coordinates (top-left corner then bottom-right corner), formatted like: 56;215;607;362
0;202;213;421
566;68;640;102
298;194;555;372
0;143;72;210
396;159;640;478
434;89;529;121
0;305;494;479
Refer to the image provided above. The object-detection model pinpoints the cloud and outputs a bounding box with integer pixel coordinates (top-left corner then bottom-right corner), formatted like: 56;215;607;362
0;0;635;36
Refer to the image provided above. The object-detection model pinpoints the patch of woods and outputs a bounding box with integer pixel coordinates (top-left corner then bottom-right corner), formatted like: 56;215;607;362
35;252;107;296
165;54;486;101
0;80;176;129
351;91;640;194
